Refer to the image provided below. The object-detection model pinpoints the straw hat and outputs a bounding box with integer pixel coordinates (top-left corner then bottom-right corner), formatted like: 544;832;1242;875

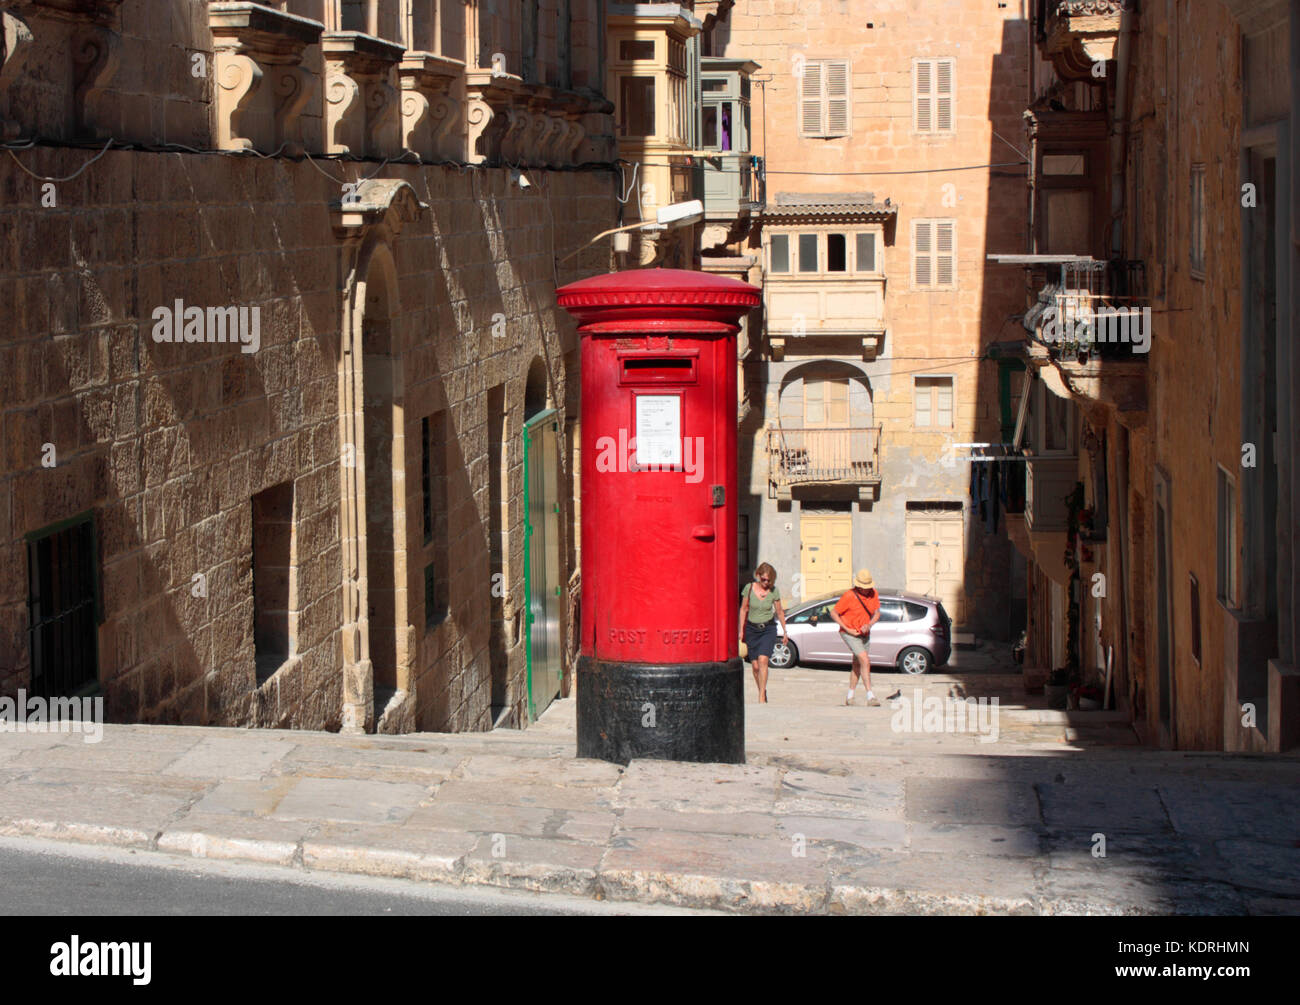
853;568;875;590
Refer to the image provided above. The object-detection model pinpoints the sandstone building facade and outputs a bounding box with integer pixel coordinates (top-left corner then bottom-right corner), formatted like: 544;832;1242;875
709;0;1030;640
0;0;618;732
1004;0;1299;751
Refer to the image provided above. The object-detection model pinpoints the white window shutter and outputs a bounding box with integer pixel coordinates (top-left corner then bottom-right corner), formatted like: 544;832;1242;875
805;378;825;425
936;221;955;286
826;60;850;136
915;382;932;426
800;61;824;136
937;380;953;427
914;219;933;286
936;59;954;131
915;60;932;132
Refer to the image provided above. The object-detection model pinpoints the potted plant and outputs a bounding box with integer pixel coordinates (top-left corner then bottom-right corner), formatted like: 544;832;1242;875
1044;667;1070;710
1073;683;1104;711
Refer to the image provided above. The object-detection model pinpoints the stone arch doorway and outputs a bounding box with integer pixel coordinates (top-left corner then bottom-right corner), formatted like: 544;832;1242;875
357;245;411;712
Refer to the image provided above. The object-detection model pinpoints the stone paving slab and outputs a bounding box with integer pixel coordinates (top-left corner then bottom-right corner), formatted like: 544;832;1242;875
433;779;616;813
613;761;781;813
454;754;625;788
1159;781;1300;842
1036;782;1171;833
271;777;432;825
278;744;466;783
0;768;209;848
9;741;190;773
908;822;1045;858
775;771;904;819
775;814;908;852
404;802;618;845
906;778;1041;826
162;735;294;779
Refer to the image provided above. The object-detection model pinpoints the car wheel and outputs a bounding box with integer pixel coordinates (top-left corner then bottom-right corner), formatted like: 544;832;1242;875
897;646;932;675
770;638;798;669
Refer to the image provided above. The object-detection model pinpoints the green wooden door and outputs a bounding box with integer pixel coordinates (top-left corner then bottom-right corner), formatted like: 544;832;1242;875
524;410;562;721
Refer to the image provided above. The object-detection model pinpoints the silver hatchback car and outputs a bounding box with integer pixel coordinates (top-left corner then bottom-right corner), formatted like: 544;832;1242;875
769;590;952;674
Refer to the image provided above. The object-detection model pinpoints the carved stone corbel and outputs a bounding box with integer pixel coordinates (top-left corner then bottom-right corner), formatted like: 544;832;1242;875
464;66;521;164
366;75;400;154
214;50;262;150
71;22;118;138
11;0;123;139
397;51;463;160
321;30;404;157
270;64;314;156
209;3;322;154
0;11;34;140
499;104;531;163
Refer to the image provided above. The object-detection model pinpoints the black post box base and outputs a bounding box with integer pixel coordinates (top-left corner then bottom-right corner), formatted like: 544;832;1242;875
576;655;745;766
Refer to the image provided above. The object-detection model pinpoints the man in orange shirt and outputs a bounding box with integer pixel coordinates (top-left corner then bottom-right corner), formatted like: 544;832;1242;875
830;568;882;706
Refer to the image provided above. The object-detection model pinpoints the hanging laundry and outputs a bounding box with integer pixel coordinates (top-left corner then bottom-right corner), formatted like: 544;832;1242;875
986;460;1001;533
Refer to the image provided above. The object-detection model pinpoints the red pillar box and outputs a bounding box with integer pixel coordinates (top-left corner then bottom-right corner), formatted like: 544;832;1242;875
556;268;761;764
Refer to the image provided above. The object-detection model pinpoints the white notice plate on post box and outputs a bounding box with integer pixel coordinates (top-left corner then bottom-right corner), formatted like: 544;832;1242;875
635;394;681;467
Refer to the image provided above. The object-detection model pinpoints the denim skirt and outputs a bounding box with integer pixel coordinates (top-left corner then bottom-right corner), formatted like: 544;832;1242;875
744;619;779;659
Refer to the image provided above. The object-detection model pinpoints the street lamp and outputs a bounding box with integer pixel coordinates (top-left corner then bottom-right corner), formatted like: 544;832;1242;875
556;200;704;267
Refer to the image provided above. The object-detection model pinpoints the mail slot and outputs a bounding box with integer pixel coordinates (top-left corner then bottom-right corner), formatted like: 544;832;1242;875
619;355;697;384
556;267;761;765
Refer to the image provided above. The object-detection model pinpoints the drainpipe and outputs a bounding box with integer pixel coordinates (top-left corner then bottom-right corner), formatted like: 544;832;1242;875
1109;5;1135;262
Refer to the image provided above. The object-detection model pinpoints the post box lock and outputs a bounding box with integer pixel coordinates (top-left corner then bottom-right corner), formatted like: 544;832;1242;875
711;485;724;507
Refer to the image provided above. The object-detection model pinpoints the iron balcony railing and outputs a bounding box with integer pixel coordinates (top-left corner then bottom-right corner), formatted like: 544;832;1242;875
767;426;882;486
1024;258;1148;363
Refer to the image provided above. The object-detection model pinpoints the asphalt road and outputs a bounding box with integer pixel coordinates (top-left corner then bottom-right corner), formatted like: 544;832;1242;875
0;836;716;917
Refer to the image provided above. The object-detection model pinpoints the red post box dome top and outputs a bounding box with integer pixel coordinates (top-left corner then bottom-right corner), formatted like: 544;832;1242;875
555;268;761;336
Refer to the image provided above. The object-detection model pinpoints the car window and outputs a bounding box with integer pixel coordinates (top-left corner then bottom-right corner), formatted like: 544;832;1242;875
877;600;906;623
790;604;826;624
904;601;929;621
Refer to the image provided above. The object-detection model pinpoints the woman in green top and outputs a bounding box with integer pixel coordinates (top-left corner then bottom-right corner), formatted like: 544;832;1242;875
738;562;789;704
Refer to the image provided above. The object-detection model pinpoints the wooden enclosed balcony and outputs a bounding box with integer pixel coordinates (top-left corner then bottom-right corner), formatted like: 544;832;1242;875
766;426;882;500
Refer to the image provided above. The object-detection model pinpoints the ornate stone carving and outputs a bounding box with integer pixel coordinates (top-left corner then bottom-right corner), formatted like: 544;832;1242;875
397;51;463;160
464;67;521;164
71;22;118;138
330;177;428;237
214;50;262;150
321;30;404;158
270;64;314;156
366;75;400;154
0;10;34;140
209;3;323;154
325;69;362;154
1041;0;1135;82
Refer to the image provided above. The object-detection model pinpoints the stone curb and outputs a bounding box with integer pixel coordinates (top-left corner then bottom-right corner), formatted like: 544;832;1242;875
0;811;1201;915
